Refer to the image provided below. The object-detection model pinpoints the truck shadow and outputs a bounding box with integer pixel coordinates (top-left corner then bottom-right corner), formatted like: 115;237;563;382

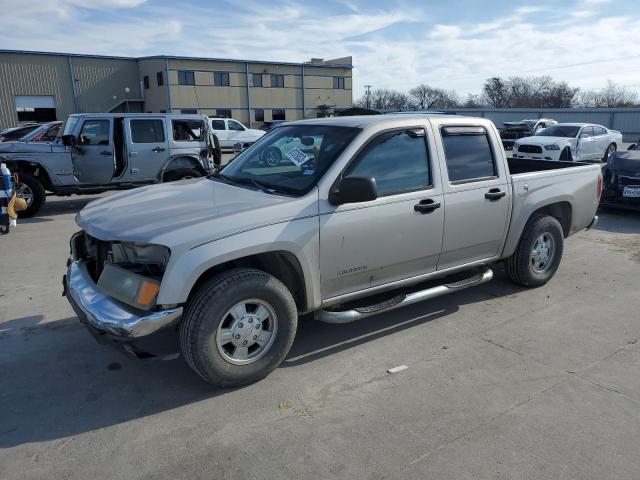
19;195;101;223
595;207;640;234
0;270;526;448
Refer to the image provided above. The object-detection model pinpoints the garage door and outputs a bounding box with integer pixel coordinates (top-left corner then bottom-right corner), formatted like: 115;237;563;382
15;95;57;122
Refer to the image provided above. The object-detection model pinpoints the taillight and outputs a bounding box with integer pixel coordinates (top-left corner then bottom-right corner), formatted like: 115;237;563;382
597;174;603;202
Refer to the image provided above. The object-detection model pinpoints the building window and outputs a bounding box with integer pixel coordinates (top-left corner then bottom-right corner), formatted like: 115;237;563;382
214;72;230;86
15;95;56;122
130;119;165;143
272;109;286;121
177;70;195;86
217;109;232;118
180;109;198;114
157;71;164;86
271;74;284;88
333;76;345;89
254;109;264;122
143;75;150;90
252;73;263;87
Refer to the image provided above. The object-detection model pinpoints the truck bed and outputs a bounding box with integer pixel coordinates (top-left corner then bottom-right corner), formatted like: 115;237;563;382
506;157;590;175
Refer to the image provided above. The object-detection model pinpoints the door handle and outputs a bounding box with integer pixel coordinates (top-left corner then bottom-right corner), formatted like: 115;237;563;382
100;151;112;156
485;188;506;201
152;147;166;153
414;198;441;214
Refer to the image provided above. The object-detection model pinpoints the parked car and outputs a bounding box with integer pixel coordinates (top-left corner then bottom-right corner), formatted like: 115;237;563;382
209;117;265;149
0;123;40;142
600;142;640;210
260;120;288;132
499;118;557;150
0;113;217;217
512;123;622;162
64;115;602;387
18;121;62;143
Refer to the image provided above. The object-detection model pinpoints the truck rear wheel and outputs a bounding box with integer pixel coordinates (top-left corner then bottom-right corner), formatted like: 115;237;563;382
180;268;298;387
15;172;46;217
505;215;564;287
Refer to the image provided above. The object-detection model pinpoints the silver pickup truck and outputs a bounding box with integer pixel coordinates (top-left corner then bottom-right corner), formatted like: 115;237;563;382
64;114;602;387
0;113;217;216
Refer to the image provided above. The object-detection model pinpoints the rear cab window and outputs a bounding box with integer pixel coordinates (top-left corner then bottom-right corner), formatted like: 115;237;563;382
441;126;497;184
210;119;226;130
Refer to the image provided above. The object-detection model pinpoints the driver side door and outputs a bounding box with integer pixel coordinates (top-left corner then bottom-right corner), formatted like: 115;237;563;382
577;126;596;160
71;118;115;185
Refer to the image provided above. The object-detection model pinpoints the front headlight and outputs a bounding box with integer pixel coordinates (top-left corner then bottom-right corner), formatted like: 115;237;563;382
110;242;170;274
545;144;560;150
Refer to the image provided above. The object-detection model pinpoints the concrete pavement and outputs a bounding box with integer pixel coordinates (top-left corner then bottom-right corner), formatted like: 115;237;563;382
1;193;639;479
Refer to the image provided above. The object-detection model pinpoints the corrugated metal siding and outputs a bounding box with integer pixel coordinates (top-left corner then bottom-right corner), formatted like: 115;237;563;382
446;108;640;141
71;57;140;112
0;53;75;129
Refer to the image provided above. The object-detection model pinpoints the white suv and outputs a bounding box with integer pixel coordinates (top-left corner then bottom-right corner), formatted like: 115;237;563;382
209;117;265;149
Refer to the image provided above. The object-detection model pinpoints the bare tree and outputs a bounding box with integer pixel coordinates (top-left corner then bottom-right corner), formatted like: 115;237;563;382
577;80;637;108
483;77;510;108
462;94;485;108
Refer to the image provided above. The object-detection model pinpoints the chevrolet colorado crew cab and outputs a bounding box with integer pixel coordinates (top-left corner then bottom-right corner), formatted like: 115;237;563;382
0;113;217;217
64;114;602;387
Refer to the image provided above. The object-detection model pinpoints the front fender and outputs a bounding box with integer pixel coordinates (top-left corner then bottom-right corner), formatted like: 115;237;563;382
156;217;321;311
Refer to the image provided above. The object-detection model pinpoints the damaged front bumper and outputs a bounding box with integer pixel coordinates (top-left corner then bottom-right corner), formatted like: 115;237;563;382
65;260;182;338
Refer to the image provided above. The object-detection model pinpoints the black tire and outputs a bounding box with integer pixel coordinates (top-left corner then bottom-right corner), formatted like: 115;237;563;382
559;147;572;162
505;215;564;287
261;146;282;167
602;143;616;162
163;168;202;182
180;268;298;387
15;172;46;217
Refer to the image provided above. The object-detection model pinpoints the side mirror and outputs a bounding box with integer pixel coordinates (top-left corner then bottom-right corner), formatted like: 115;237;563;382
329;176;378;206
62;134;76;147
628;144;636;151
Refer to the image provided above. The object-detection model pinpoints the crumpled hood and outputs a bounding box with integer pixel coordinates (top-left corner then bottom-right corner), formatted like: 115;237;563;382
0;142;58;154
76;177;318;249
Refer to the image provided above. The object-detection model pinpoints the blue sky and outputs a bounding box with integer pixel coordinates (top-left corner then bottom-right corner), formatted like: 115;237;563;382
1;0;638;99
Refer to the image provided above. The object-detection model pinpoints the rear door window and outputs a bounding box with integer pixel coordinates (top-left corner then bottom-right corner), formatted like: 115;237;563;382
346;128;431;197
130;119;165;143
210;120;226;130
580;126;594;137
593;126;607;136
172;120;204;141
442;127;497;183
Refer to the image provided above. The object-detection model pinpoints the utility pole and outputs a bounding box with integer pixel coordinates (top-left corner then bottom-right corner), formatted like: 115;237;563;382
365;85;372;109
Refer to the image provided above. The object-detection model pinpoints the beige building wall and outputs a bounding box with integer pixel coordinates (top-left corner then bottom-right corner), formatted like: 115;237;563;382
138;58;169;113
166;57;353;126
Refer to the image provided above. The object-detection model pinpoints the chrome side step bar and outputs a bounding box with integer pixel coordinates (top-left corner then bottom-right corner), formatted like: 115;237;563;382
317;268;493;324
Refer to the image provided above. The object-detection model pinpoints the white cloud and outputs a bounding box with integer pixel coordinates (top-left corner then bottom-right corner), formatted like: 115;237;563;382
0;0;638;100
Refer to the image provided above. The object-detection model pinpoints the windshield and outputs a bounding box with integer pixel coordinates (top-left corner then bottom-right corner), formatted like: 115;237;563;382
536;125;580;137
62;116;81;136
218;125;360;195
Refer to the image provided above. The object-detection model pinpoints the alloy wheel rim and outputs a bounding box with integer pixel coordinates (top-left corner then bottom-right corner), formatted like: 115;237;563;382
530;233;555;274
215;299;278;365
16;183;34;206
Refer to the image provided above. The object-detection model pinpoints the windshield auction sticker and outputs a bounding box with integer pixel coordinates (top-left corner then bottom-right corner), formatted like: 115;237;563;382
285;147;310;166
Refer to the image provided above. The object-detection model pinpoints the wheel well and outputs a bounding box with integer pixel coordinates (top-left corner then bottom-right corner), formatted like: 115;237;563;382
163;156;206;177
6;161;53;191
530;202;572;237
189;251;307;312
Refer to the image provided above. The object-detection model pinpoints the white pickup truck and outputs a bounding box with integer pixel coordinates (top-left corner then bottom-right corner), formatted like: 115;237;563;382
64;114;602;387
208;117;265;149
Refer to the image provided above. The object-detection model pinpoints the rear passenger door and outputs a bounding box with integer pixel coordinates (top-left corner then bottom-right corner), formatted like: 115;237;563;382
436;125;511;270
210;119;228;147
125;118;168;180
592;126;609;157
319;127;445;300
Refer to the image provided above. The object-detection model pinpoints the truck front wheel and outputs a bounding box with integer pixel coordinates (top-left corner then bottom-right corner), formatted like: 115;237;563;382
505;215;564;287
15;172;46;217
179;268;298;387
